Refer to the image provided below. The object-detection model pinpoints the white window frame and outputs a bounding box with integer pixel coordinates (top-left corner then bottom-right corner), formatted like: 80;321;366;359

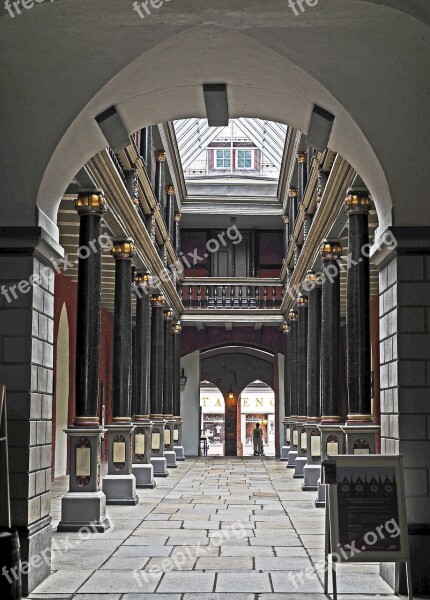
236;149;254;170
214;149;232;169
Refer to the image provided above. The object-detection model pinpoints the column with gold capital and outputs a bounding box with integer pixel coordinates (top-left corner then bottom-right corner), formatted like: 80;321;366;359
172;321;185;460
132;273;156;489
316;240;343;508
149;293;169;477
102;239;139;505
303;271;323;492
163;308;177;468
294;294;309;480
58;189;111;532
155;150;167;219
280;322;291;461
166;185;176;241
287;308;299;468
342;182;379;453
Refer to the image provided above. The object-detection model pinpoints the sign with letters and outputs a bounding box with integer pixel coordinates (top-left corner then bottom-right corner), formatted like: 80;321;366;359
324;455;412;600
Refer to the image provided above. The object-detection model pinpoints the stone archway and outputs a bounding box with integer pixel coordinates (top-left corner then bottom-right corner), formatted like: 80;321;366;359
54;303;69;478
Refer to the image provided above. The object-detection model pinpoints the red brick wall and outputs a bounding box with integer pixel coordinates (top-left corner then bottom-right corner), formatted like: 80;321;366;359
52;272;114;476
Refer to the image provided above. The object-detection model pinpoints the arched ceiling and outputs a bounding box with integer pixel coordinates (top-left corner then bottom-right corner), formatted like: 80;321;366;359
0;0;428;235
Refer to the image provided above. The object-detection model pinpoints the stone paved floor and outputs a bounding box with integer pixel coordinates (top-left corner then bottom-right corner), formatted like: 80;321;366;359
29;457;401;600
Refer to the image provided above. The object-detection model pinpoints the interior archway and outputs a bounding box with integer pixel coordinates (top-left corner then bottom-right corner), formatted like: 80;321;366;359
200;381;225;456
239;381;276;457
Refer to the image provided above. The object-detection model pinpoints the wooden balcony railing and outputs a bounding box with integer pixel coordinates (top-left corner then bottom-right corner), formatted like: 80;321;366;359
182;279;284;310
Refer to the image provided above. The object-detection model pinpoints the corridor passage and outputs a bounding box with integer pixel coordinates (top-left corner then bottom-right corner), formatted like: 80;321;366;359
30;459;396;599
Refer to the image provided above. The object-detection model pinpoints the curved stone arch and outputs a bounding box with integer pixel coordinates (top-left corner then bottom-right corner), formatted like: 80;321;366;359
36;21;392;231
54;302;70;478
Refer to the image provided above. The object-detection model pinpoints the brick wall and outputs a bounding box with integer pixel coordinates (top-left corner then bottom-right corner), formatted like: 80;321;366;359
379;255;430;523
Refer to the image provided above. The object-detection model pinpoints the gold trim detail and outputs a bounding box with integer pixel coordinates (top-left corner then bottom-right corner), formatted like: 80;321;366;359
173;322;182;334
166;185;176;195
111;239;136;259
283;215;289;224
321;240;342;259
282;323;290;334
155;151;167;162
75;190;108;215
297;294;308;306
164;309;174;320
347;413;373;422
297;151;308;163
288;187;298;197
150;294;164;307
174;213;182;222
288;309;298;321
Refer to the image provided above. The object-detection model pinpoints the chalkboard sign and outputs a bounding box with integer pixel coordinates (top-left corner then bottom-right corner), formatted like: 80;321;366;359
324;455;412;600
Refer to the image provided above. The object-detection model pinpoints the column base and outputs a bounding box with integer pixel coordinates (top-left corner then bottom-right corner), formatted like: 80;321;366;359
165;450;178;468
132;463;156;488
174;445;185;461
102;474;139;505
151;457;169;477
280;445;290;461
314;478;326;508
293;456;307;478
57;490;111;532
302;464;321;491
287;450;298;468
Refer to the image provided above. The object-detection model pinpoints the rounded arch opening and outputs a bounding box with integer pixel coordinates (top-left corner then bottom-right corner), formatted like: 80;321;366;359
240;380;276;457
35;20;394;231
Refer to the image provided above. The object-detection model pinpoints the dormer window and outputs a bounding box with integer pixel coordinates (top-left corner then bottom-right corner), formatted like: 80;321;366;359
215;149;232;169
237;149;253;169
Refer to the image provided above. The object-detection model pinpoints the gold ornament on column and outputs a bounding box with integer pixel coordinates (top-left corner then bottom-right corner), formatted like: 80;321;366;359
111;239;136;259
155;150;167;162
75;189;108;215
166;185;176;196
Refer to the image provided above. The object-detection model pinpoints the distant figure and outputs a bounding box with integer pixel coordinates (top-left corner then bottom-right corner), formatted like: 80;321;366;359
253;423;264;456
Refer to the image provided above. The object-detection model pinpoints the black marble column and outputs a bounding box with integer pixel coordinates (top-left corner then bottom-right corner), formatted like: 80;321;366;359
140;126;153;182
166;185;176;241
297;295;308;421
320;241;342;423
74;190;107;426
297;151;308;203
155;150;167;218
133;273;151;421
163;309;174;418
111;240;136;422
345;186;373;422
288;309;299;419
288;188;298;236
150;293;165;418
283;323;290;418
172;322;182;418
283;215;290;256
174;213;182;256
306;272;322;420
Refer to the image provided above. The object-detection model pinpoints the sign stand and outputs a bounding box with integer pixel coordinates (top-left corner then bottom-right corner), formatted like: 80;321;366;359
323;455;413;600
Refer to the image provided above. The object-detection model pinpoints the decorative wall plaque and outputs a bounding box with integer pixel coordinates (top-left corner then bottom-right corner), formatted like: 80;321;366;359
164;428;171;446
152;432;161;450
292;429;299;446
327;441;339;455
354;438;370;455
300;431;307;452
173;428;179;442
135;432;145;456
113;441;126;463
311;433;321;457
76;447;91;477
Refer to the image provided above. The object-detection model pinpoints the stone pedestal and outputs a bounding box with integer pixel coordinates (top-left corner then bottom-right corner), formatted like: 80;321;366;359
342;423;380;455
287;423;299;468
164;418;177;468
302;424;321;491
293;422;307;478
293;457;307;479
315;477;326;508
150;418;169;477
280;419;290;461
58;428;110;532
280;445;290;460
102;424;139;505
173;419;185;461
302;465;321;491
132;422;156;489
